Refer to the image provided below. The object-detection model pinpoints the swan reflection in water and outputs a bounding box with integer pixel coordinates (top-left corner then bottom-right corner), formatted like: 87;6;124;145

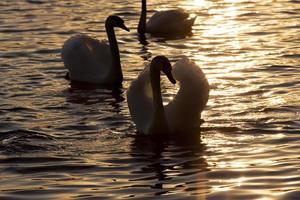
64;83;128;133
65;82;125;111
130;132;211;197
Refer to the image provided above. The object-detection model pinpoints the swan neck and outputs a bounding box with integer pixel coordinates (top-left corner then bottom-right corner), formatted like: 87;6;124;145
138;0;147;34
151;69;163;111
105;23;123;84
150;64;168;134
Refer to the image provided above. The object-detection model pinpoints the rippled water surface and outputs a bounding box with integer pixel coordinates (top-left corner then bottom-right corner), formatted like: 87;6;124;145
1;0;300;199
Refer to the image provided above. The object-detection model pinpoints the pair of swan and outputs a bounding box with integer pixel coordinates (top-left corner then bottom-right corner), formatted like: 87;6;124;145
61;2;208;136
62;1;196;84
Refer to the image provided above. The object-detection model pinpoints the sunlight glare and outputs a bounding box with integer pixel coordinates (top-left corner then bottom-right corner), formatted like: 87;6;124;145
181;0;211;9
212;185;230;192
236;177;246;187
193;0;206;6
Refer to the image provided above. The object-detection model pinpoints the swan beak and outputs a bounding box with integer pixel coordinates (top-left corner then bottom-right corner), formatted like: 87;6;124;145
166;70;176;84
120;24;130;32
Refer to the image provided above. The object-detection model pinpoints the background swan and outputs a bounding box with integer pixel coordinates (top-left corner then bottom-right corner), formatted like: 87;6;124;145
127;56;209;135
138;0;196;37
61;15;129;85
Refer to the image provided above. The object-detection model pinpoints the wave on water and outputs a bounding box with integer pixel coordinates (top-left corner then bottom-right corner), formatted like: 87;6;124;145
0;129;59;153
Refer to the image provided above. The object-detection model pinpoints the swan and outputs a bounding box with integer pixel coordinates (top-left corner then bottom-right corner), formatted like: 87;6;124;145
61;15;130;85
127;56;209;135
138;0;197;37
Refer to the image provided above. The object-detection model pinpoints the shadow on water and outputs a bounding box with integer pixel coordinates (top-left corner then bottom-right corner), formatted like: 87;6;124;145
137;34;153;61
138;31;194;43
65;81;125;108
138;34;149;46
131;130;207;156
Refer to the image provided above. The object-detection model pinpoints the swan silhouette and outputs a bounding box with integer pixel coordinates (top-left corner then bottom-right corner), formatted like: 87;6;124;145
62;15;129;85
127;56;209;135
138;0;196;37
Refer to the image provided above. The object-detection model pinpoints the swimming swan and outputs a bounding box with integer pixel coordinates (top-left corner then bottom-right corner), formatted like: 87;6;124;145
138;0;196;37
127;56;209;135
62;15;129;85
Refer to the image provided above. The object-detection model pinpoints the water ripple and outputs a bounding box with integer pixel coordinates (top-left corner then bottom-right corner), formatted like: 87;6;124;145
0;0;299;199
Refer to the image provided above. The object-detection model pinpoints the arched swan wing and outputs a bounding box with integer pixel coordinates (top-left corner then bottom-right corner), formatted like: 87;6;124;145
147;9;195;34
165;58;209;133
149;9;189;23
127;66;154;134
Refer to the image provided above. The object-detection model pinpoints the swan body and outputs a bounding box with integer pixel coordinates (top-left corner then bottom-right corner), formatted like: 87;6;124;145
62;36;112;83
138;0;196;36
62;15;129;85
127;56;209;135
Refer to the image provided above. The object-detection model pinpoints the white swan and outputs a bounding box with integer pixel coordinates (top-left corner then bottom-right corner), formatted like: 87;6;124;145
138;0;196;37
127;56;209;135
61;15;130;85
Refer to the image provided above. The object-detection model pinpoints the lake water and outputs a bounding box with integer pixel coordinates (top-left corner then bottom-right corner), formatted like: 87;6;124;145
0;0;300;199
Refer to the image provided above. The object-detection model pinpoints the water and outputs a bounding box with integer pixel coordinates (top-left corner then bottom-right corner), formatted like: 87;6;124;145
0;0;299;199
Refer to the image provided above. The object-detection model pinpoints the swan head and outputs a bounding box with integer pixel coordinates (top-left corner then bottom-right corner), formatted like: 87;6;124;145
106;15;130;32
151;56;176;84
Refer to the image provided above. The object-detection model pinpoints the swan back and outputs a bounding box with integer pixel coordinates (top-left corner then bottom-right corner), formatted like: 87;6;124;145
165;58;209;133
147;9;196;35
127;66;154;134
62;35;112;84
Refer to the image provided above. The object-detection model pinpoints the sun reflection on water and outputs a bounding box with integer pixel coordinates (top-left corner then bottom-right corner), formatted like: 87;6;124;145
192;0;207;7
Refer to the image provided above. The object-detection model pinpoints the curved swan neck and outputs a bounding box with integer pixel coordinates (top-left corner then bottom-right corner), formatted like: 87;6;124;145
138;0;147;34
150;62;169;134
150;67;163;111
105;22;123;85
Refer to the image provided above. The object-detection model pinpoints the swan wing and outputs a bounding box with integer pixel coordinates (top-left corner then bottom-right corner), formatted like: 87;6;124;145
62;34;112;83
149;9;189;23
165;58;209;133
127;66;154;135
147;9;195;35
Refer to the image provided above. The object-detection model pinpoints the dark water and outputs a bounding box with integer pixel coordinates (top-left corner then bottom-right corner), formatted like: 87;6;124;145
0;0;300;199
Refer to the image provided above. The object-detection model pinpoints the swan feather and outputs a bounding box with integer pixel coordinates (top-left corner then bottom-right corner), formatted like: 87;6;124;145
165;58;209;133
147;9;195;34
127;65;154;134
62;34;112;84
